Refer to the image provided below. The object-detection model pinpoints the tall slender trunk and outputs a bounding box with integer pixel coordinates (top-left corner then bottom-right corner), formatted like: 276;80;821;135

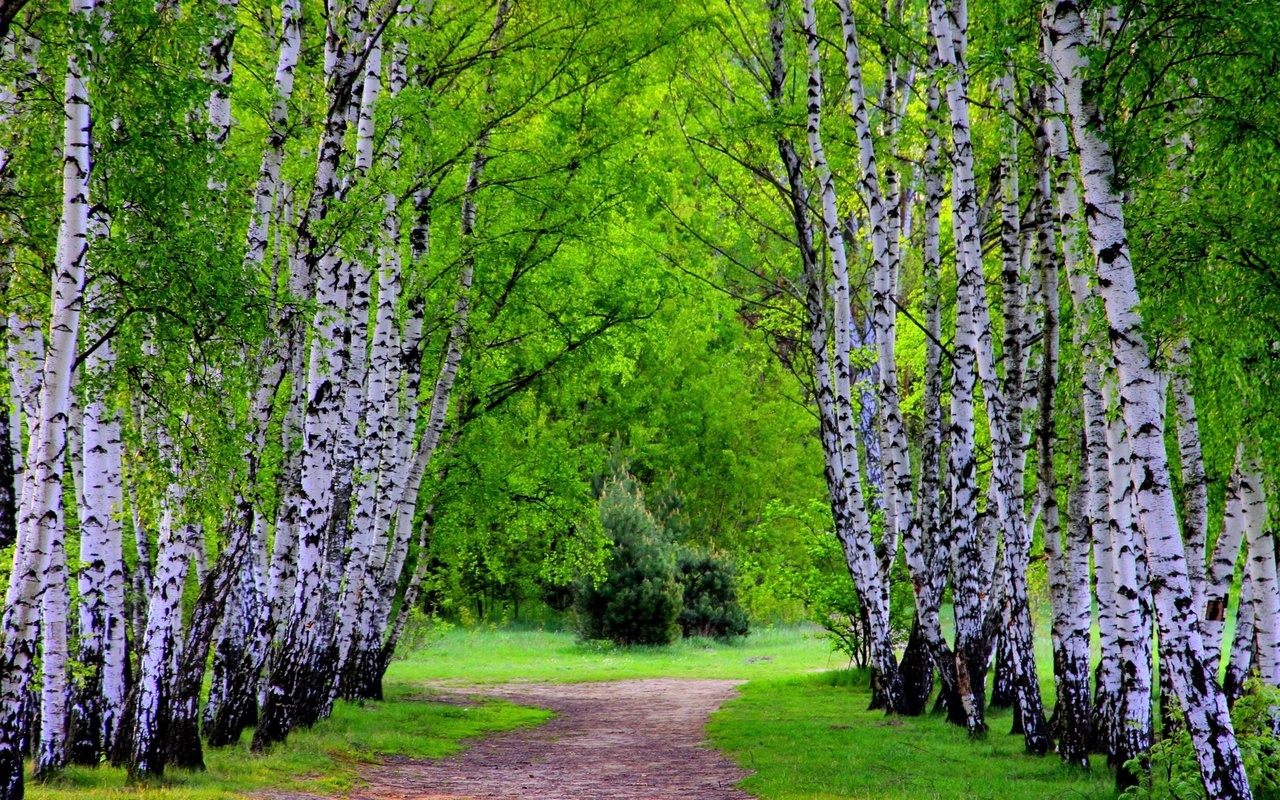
1102;380;1153;781
1171;340;1208;611
1222;571;1255;705
927;0;1003;737
983;71;1049;754
803;0;901;714
336;19;408;697
127;432;200;780
253;0;374;750
36;521;68;778
0;311;14;552
1030;115;1090;765
202;0;302;746
1242;458;1278;687
166;510;248;770
69;299;127;766
1044;5;1251;794
912;58;963;725
0;0;95;791
1205;452;1247;677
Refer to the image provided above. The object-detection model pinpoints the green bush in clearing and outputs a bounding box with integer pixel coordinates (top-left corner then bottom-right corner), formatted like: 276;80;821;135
676;552;748;640
574;478;683;646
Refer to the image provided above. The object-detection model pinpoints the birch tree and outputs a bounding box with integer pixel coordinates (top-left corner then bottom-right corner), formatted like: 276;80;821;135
1044;1;1252;794
0;0;96;791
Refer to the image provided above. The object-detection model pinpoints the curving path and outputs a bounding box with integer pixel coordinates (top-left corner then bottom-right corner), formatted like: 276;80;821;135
343;678;753;800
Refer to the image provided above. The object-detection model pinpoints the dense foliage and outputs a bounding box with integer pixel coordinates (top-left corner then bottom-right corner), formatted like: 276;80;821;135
675;552;749;640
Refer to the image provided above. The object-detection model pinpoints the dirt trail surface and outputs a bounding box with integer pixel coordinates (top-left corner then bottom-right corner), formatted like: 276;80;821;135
344;678;753;800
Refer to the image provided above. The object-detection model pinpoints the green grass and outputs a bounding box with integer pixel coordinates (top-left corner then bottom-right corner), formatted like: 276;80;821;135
388;623;841;683
25;623;1129;799
27;685;550;799
709;669;1118;800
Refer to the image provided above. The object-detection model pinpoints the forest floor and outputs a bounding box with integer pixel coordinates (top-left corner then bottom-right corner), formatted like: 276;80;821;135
27;625;1120;799
308;679;754;800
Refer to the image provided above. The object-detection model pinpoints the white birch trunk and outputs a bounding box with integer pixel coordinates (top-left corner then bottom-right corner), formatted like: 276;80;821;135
336;27;406;693
1171;339;1208;610
802;0;901;712
1205;452;1247;676
254;0;374;747
1242;459;1278;687
204;0;238;153
1032;112;1091;763
128;430;199;779
1045;3;1251;793
330;32;388;695
0;0;94;790
1222;570;1254;704
244;0;301;273
363;7;511;682
69;330;127;763
927;0;1005;736
1102;380;1153;772
36;524;69;777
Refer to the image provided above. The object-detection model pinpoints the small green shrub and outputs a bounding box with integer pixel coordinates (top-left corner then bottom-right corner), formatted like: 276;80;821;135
676;552;749;639
1121;680;1280;800
393;610;454;659
810;576;872;668
573;479;684;646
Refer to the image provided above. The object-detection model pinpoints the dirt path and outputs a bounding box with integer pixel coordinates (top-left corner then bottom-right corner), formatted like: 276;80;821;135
342;679;753;800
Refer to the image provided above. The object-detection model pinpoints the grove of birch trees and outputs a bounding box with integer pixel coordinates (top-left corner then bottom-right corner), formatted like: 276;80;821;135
0;0;1278;797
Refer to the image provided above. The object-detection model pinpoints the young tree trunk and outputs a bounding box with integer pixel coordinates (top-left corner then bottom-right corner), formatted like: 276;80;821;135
165;512;247;770
1205;453;1247;677
1045;4;1252;794
1222;571;1255;705
802;0;902;714
1242;459;1278;687
1171;340;1209;611
1031;95;1091;766
329;36;391;709
377;492;445;682
0;310;15;552
0;0;95;791
978;69;1049;755
36;527;69;778
336;59;407;696
1043;69;1118;760
1101;382;1153;782
127;443;200;780
69;312;127;766
927;0;1004;737
253;0;374;750
913;60;964;725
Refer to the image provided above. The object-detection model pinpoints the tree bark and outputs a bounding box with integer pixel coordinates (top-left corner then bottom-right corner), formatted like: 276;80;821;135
1044;2;1252;794
1171;340;1208;612
1242;458;1278;687
0;0;95;790
803;0;902;714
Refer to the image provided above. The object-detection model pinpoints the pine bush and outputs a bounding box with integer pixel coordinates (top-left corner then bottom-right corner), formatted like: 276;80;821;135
676;552;749;639
574;479;684;646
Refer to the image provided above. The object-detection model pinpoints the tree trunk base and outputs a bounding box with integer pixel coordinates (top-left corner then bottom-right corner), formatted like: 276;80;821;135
898;619;934;717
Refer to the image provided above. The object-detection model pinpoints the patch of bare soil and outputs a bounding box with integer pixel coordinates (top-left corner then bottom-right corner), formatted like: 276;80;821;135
333;678;753;800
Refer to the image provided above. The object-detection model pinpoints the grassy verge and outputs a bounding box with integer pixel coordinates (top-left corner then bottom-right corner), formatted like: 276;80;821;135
24;623;1130;799
389;623;839;683
709;669;1117;800
27;687;550;799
